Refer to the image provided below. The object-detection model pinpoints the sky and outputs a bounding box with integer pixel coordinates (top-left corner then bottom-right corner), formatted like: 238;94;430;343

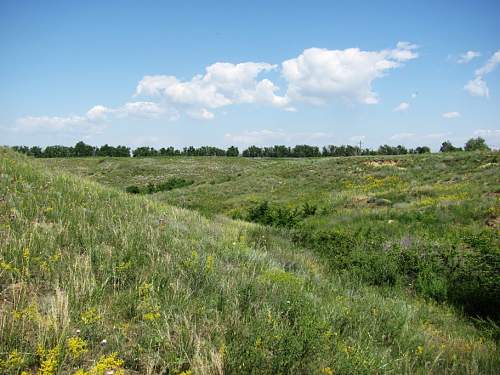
1;0;499;150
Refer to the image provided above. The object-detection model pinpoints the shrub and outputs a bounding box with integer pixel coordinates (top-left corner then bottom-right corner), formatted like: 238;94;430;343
125;178;193;195
246;201;317;228
126;185;141;194
449;231;500;318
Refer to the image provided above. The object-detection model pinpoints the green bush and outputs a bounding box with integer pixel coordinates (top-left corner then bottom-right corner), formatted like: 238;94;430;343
125;185;141;194
126;177;194;195
449;231;500;319
246;201;317;228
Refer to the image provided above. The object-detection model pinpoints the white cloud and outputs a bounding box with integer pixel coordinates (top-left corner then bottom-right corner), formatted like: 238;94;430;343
475;51;500;76
281;42;418;105
14;115;105;136
464;76;489;97
411;92;418;99
458;51;481;64
464;50;500;97
224;129;334;145
442;111;461;119
186;108;215;120
14;42;419;131
86;105;110;120
14;100;175;135
135;62;289;118
394;102;410;112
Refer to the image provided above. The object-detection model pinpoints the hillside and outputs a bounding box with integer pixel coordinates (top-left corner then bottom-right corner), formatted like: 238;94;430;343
42;152;500;318
1;148;499;374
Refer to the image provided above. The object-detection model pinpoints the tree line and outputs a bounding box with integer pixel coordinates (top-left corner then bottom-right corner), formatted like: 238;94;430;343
10;137;490;158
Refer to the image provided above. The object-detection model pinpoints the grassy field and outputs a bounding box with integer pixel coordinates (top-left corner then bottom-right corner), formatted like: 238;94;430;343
42;152;500;317
1;148;499;374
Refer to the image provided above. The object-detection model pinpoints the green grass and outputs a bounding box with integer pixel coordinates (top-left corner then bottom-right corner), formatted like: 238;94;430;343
41;152;500;318
1;148;499;374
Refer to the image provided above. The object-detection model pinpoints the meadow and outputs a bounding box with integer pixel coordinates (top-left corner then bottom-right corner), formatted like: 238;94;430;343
1;148;499;374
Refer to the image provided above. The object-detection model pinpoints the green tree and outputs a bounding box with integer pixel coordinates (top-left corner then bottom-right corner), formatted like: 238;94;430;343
226;146;239;157
464;137;490;152
440;140;461;152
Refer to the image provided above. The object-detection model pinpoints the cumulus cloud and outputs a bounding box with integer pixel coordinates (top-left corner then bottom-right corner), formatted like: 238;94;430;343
458;51;481;64
224;129;334;145
135;62;291;118
442;111;461;119
14;42;419;132
394;102;410;112
465;51;500;97
464;76;489;97
281;42;418;105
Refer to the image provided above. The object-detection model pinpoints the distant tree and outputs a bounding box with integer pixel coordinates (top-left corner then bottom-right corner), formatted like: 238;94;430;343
159;146;180;156
43;145;74;157
440;140;461;152
292;145;321;157
414;146;431;154
464;137;490;152
242;146;263;157
30;146;43;157
12;146;30;155
133;147;159;157
182;146;196;156
226;146;239;157
74;141;95;157
97;144;131;157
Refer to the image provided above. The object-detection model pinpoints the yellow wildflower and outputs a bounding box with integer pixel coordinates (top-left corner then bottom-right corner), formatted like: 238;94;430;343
81;307;101;325
205;255;214;272
39;345;60;375
2;350;25;369
67;336;88;359
89;353;124;375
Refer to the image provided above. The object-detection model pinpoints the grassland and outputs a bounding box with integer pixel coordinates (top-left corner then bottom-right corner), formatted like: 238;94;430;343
1;148;499;374
42;152;500;317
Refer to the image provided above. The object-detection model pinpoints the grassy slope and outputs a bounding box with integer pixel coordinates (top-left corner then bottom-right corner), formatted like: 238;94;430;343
40;152;499;222
42;153;500;316
1;148;499;374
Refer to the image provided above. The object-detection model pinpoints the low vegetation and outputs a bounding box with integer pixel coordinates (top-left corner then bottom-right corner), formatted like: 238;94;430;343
2;147;499;374
126;177;194;195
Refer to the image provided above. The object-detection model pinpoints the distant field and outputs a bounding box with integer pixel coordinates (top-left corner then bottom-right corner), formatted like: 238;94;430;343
1;149;499;374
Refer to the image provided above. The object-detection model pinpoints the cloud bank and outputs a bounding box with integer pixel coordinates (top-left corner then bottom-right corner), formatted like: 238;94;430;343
13;42;418;134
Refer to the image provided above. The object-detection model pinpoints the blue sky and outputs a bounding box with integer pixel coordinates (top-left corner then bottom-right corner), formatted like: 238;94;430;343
1;0;499;150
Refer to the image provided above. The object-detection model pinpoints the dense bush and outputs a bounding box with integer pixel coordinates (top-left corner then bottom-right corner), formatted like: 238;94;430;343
291;226;500;320
246;201;317;228
125;185;141;194
126;177;194;194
